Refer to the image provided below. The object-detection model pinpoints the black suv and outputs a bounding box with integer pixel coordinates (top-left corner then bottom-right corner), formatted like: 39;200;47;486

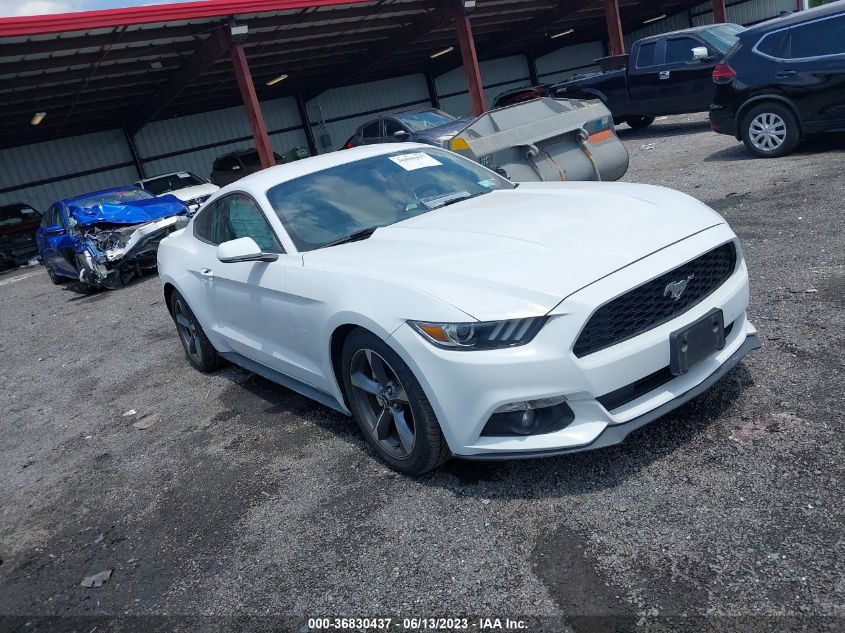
210;149;285;187
710;2;845;157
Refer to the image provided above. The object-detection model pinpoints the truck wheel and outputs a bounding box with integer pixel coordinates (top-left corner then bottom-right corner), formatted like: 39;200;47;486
625;116;655;130
740;102;800;158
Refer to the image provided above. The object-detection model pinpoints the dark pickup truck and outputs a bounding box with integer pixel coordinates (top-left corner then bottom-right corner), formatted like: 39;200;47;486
552;23;745;129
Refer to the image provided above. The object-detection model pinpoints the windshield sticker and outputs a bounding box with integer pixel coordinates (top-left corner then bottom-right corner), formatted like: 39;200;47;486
478;179;496;188
389;152;442;171
177;172;191;178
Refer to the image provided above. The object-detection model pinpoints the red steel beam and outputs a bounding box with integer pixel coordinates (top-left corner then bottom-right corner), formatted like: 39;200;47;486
230;39;276;169
603;0;625;56
447;0;487;117
0;0;373;37
712;0;727;23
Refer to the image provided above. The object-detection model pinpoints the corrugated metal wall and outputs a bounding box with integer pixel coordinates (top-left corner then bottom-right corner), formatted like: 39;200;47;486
535;41;606;84
0;129;137;212
0;0;801;210
436;55;531;115
137;95;307;179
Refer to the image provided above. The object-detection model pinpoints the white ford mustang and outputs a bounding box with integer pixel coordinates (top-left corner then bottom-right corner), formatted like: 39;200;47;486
158;143;759;474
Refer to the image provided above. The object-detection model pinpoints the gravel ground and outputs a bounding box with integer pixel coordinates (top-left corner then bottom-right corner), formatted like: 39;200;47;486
1;113;843;633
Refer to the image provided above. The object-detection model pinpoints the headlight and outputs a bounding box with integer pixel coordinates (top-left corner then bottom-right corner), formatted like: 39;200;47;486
409;317;546;350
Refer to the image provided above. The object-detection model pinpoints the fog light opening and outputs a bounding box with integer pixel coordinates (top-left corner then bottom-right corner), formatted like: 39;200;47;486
482;396;574;437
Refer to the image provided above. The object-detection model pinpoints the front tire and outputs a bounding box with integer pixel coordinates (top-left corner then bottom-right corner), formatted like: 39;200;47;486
740;102;800;158
170;290;222;372
341;329;450;475
625;115;655;130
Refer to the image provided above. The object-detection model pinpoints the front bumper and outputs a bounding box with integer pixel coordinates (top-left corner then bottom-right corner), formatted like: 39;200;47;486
390;225;758;458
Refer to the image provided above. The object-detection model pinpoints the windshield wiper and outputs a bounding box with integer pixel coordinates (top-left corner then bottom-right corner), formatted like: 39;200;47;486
420;190;477;210
320;226;381;249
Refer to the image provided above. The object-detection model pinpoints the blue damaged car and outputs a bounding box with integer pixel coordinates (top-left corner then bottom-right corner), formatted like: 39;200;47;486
36;186;189;289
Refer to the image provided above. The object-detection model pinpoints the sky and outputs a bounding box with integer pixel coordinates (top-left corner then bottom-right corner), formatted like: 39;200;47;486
1;0;196;17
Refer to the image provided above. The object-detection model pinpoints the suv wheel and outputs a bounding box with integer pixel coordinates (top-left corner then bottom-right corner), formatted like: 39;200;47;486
341;329;450;475
741;102;800;158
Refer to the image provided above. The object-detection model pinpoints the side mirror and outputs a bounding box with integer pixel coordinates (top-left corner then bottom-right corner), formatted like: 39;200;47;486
42;224;64;236
217;237;279;263
393;130;409;139
692;47;713;62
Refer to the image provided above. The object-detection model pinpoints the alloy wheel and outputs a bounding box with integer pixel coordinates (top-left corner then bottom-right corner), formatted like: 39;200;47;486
349;349;416;459
749;112;787;152
173;298;203;364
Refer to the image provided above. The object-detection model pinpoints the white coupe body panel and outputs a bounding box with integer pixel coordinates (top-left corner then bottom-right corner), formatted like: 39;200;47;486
158;143;758;461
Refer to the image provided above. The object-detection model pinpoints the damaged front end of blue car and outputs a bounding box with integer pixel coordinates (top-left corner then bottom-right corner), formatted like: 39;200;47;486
66;189;190;288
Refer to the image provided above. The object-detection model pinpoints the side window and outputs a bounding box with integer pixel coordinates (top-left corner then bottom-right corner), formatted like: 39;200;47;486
214;156;238;171
362;121;381;139
213;194;283;253
665;37;702;64
789;15;845;59
384;119;406;137
239;151;261;168
636;42;657;68
41;206;55;227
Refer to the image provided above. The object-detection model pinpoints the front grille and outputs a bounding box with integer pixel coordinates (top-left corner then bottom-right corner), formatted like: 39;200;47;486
573;242;737;358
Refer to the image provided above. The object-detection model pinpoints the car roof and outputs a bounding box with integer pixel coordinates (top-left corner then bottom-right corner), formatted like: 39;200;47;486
59;185;142;205
140;171;196;182
636;22;744;44
743;0;844;35
222;143;435;193
215;148;256;159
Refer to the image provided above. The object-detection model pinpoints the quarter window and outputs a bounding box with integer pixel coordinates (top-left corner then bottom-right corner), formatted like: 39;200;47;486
362;121;381;139
788;15;845;59
756;30;789;58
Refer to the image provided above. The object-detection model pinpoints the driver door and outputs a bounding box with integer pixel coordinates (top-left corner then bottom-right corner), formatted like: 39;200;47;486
193;192;305;379
36;204;77;277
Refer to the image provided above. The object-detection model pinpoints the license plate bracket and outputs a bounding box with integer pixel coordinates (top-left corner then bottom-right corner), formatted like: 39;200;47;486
670;309;726;376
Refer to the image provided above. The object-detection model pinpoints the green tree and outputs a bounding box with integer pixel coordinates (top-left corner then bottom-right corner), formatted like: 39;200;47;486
809;0;835;6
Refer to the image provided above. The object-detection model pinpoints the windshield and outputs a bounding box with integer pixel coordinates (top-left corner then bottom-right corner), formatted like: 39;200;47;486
0;204;40;225
266;148;514;252
143;172;204;195
76;189;154;207
700;24;744;52
396;110;457;132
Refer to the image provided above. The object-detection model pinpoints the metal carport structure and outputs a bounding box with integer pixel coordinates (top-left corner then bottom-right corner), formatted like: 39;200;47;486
0;0;801;206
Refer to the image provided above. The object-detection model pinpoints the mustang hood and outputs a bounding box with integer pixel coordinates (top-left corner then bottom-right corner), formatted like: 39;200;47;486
69;194;187;226
416;117;473;143
303;182;726;321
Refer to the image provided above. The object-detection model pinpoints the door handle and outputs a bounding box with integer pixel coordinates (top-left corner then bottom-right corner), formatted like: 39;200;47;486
200;268;214;278
776;70;797;77
659;70;671;80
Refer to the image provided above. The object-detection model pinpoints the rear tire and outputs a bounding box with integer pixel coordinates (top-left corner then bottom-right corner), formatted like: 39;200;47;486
341;329;450;475
625;115;655;130
169;290;222;372
740;102;800;158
